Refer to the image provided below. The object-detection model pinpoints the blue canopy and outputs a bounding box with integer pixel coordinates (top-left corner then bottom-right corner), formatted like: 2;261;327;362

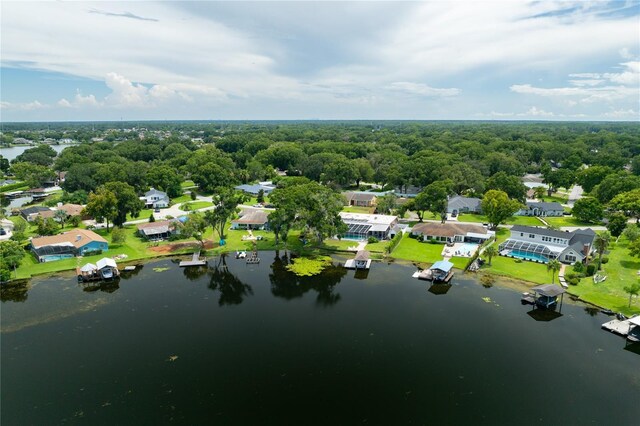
430;260;454;273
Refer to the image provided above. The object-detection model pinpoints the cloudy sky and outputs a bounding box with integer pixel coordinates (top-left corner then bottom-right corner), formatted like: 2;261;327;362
1;1;639;121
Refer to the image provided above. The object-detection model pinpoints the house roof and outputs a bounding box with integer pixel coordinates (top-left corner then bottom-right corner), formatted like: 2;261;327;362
511;225;573;240
31;228;107;249
531;284;566;297
235;183;276;194
339;212;397;226
145;188;168;198
447;195;481;211
525;201;563;211
344;191;378;202
21;206;51;216
233;210;269;225
412;222;488;238
430;260;454;273
354;250;370;261
57;204;84;216
96;258;117;270
136;220;175;236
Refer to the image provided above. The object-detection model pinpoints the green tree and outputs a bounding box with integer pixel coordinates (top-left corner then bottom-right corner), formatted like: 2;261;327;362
622;282;640;308
594;231;611;271
421;180;453;223
35;217;58;236
9;218;28;243
375;193;397;215
593;172;640;204
111;227;127;244
486;172;527;202
10;162;56;188
543;169;575;197
606;212;628;238
546;259;561;284
256;189;265;204
481;190;522;230
103;182;145;227
533;186;546;200
13;145;57;166
576;166;612;193
610;188;640;223
85;186;118;231
186;146;238;193
622;225;640;243
352;158;374;187
629;239;640;258
483;246;497;266
182;212;208;248
268;208;293;247
204;190;245;243
146;165;183;198
54;209;68;229
572;197;603;224
0;240;26;281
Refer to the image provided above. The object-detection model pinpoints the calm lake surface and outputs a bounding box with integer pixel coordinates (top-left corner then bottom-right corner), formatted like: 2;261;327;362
2;253;639;425
0;144;76;161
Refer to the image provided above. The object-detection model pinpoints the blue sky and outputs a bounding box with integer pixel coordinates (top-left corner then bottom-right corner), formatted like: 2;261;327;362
1;1;639;122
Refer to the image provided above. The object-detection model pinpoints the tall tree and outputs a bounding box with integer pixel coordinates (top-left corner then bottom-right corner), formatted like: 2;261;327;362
85;186;118;231
546;259;561;284
375;193;397;215
481;190;522;230
483;246;497;266
103;182;144;227
181;212;208;248
610;189;640;223
606;212;628;238
572;197;603;224
623;283;640;308
0;240;26;282
204;190;245;243
146;164;183;198
593;231;611;271
485;172;527;202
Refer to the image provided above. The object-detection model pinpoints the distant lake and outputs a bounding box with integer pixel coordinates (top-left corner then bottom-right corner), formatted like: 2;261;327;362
1;253;638;424
0;144;77;161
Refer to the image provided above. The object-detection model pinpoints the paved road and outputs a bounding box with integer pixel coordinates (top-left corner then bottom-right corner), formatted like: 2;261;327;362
567;185;584;207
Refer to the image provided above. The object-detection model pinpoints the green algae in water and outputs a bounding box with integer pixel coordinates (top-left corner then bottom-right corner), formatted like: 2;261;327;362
153;267;171;272
286;256;332;276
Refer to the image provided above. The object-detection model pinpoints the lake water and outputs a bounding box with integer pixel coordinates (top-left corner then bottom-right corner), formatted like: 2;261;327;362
1;253;639;424
0;144;76;161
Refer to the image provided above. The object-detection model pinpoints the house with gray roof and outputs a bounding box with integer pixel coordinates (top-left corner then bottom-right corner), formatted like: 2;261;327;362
517;201;564;217
498;225;596;264
344;191;378;207
143;188;170;209
447;195;482;215
235;181;276;196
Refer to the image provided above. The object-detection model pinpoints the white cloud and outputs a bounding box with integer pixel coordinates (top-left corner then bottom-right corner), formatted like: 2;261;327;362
525;107;554;117
0;100;47;110
57;98;72;108
387;82;460;97
602;109;639;119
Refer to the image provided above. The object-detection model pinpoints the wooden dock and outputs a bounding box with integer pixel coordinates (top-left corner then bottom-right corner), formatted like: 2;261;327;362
180;251;207;267
602;318;634;337
344;259;372;269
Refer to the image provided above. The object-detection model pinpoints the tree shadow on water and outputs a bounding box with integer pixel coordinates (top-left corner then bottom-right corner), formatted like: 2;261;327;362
269;251;346;307
207;255;253;306
0;281;29;303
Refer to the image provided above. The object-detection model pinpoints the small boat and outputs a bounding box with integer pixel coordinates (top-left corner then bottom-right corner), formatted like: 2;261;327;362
616;312;628;321
600;309;615;316
236;251;247;259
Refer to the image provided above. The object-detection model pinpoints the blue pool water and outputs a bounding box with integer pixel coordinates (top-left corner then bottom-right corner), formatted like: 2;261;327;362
508;250;549;263
457;243;478;254
40;254;74;262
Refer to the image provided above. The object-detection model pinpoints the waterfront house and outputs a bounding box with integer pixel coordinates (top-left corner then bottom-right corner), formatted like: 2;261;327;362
31;228;109;262
231;210;270;230
137;220;180;240
498;225;595;264
143;188;170;209
235;181;276;196
446;195;482;215
516;201;564;217
343;192;378;207
20;206;53;222
338;212;398;240
411;222;493;244
56;203;84;218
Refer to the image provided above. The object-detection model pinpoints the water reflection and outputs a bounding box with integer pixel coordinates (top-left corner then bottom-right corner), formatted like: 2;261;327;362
183;264;208;281
527;307;563;322
428;283;452;295
207;255;253;306
0;281;29;303
269;251;346;307
584;307;600;317
80;279;120;293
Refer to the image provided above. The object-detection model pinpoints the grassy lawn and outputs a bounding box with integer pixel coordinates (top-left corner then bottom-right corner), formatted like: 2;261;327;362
539;194;568;203
179;201;214;211
390;234;468;269
457;213;543;227
126;209;154;222
544;216;597;228
481;256;551;285
180;180;196;189
342;205;375;214
568;238;640;316
243;196;270;206
172;194;192;204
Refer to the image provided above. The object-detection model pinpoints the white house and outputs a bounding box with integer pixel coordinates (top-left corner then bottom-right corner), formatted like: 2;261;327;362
143;188;170;209
517;201;564;217
498;225;596;264
411;222;494;244
339;212;398;240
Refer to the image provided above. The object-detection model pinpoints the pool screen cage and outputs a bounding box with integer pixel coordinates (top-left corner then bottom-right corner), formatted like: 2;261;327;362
32;244;77;257
498;239;555;261
343;223;372;240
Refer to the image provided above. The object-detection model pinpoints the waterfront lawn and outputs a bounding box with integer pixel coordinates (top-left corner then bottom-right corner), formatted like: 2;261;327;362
457;213;542;227
568;239;640;315
390;234;468;269
482;256;550;285
544;216;596;227
179;201;214;211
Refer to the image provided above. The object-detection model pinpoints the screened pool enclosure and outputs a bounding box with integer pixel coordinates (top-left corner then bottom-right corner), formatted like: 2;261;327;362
498;239;555;263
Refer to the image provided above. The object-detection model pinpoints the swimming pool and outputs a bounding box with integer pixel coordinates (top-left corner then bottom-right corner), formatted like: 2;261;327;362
40;254;74;262
508;250;549;263
457;243;478;255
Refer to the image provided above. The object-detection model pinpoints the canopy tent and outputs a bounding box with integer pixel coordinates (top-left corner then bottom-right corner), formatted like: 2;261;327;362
80;263;97;273
96;258;117;270
430;260;454;273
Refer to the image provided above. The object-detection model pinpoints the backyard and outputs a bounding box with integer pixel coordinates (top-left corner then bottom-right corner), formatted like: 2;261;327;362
390;234;469;269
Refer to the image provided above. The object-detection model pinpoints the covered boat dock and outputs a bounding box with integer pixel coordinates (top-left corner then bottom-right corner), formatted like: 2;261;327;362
530;284;566;308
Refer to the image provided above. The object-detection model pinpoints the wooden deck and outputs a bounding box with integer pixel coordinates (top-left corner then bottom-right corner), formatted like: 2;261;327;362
180;251;207;267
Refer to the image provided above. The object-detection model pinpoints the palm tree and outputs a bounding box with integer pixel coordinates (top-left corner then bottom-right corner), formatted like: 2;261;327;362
623;282;640;308
484;246;497;266
547;259;561;284
594;231;611;271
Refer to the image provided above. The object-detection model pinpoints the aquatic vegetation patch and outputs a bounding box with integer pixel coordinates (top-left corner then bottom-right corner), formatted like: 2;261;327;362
152;267;170;272
286;256;332;277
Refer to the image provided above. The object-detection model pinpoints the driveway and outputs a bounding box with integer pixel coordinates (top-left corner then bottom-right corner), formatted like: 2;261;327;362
567;185;584;207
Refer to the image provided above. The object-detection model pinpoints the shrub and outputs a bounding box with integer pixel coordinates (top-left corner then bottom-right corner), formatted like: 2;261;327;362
566;276;580;286
83;249;102;256
585;264;596;277
111;227;126;244
600;256;609;264
149;214;155;223
367;236;379;244
572;261;585;274
190;191;197;201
